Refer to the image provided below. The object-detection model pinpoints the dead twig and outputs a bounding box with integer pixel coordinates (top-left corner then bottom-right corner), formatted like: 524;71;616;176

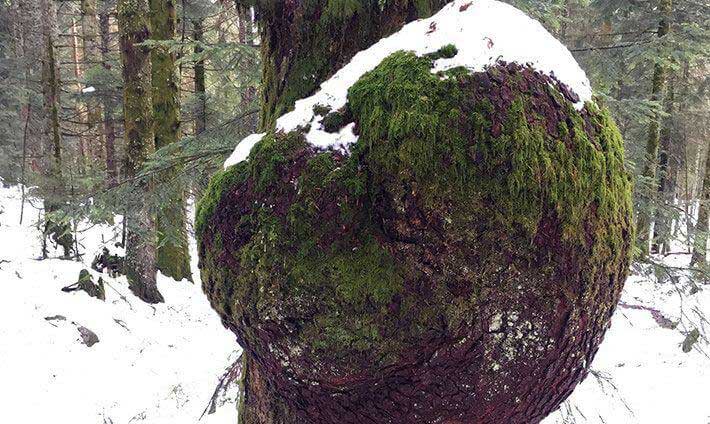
199;352;244;420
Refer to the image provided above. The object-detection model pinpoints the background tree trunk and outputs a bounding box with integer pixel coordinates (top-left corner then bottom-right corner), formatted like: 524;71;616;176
80;0;106;175
193;19;206;136
40;0;73;258
118;0;163;303
99;11;118;187
692;141;710;265
150;0;193;282
636;0;673;255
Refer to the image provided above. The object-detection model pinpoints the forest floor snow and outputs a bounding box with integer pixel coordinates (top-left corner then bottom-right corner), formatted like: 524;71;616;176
0;181;708;423
0;182;239;424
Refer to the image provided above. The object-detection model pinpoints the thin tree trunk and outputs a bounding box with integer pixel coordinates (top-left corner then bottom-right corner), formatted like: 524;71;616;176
20;102;31;224
80;0;106;175
193;19;206;136
150;0;192;282
41;0;73;258
98;12;118;187
70;17;90;174
118;0;163;303
636;0;673;255
692;140;710;265
652;76;677;253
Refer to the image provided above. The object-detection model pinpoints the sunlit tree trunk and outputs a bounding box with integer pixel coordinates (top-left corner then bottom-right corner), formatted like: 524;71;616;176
118;0;163;303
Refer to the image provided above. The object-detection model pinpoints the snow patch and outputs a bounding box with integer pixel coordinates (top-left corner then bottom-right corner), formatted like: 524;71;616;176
223;132;266;169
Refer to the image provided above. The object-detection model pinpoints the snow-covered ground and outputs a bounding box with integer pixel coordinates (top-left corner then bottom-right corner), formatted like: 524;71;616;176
0;179;708;424
0;183;239;424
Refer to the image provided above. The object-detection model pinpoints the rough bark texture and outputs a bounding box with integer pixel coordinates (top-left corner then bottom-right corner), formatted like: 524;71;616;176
150;0;193;282
243;0;448;129
118;0;163;303
636;0;672;255
197;51;634;423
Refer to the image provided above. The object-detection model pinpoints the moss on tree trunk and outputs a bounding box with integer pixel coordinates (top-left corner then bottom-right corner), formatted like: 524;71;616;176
197;50;633;422
243;0;448;129
119;0;163;303
149;0;193;282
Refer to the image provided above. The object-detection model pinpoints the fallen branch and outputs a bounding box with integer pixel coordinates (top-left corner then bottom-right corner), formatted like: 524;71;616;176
200;352;244;420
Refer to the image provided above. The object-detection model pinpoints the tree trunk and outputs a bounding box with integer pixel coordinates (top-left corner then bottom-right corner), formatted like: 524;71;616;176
80;0;106;175
193;18;206;136
70;17;90;175
636;0;672;255
235;1;449;420
692;141;710;265
99;12;118;187
652;76;677;254
40;0;73;258
118;0;163;303
249;0;448;129
150;0;192;282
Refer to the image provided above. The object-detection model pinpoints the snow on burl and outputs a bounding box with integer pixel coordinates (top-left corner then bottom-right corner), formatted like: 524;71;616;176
224;0;591;168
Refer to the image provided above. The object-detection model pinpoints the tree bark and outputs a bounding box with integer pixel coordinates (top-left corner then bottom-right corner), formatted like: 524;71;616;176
40;0;73;258
235;1;449;420
70;17;90;174
193;18;206;136
99;11;118;187
150;0;193;282
636;0;672;255
692;141;710;265
118;0;163;303
80;0;106;175
247;0;448;129
652;76;677;254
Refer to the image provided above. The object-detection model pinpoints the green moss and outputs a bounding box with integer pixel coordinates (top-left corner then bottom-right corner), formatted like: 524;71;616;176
321;106;352;133
257;0;450;129
312;103;331;117
197;49;633;378
195;162;250;237
425;43;458;60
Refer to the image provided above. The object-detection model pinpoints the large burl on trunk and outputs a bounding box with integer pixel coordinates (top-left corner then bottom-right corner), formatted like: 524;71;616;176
197;4;633;423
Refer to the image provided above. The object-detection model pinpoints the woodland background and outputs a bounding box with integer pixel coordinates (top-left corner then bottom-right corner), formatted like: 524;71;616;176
0;0;708;348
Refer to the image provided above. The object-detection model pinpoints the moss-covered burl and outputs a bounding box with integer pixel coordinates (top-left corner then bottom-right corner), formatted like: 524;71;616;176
197;50;633;423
